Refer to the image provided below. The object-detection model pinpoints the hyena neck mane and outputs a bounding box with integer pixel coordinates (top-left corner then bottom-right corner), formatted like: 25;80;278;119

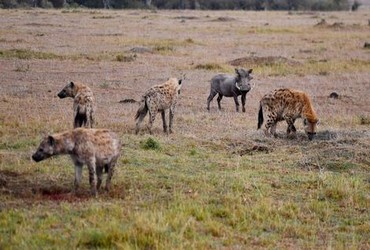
53;132;76;155
302;94;318;123
71;82;88;97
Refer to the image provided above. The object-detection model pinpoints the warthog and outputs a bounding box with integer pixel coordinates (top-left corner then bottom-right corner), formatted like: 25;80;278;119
207;68;253;112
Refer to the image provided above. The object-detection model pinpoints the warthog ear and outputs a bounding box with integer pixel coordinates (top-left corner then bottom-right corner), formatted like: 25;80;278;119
70;82;74;88
248;69;253;74
48;135;55;146
235;68;240;75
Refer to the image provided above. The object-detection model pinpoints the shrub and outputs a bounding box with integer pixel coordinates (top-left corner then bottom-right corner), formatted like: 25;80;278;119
141;137;161;150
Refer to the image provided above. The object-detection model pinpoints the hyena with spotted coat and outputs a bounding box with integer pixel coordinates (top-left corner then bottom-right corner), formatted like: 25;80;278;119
257;88;318;140
135;78;182;134
58;81;95;128
32;128;121;196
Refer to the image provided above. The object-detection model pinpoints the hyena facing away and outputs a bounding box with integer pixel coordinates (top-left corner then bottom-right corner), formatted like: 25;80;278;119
32;128;121;196
57;81;95;128
258;88;319;140
135;78;182;134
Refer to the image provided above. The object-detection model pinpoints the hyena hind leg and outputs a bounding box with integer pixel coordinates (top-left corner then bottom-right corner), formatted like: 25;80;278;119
147;110;158;135
265;119;277;137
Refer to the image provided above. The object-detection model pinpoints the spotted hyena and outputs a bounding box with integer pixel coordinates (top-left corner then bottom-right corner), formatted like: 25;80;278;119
32;128;121;196
257;88;319;140
135;78;182;134
57;81;95;128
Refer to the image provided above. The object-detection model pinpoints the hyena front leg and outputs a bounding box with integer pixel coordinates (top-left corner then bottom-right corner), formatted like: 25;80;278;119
86;105;94;128
161;110;168;133
73;163;83;194
87;159;97;196
286;118;297;135
264;111;277;137
96;166;103;191
169;105;176;134
105;158;118;192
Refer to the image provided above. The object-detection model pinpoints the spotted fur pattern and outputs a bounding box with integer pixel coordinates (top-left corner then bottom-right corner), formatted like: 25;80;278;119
258;88;318;140
135;78;182;134
32;128;121;196
57;81;95;128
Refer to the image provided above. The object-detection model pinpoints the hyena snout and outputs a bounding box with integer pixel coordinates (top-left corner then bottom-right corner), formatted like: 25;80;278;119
57;90;67;99
304;119;317;141
32;152;45;162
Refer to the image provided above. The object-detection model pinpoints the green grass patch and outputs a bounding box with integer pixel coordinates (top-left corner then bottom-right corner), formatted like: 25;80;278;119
140;137;161;150
245;59;370;76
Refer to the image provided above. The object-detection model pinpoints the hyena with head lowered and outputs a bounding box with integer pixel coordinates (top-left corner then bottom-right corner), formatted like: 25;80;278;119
32;128;121;196
258;88;319;140
135;78;182;134
58;81;95;128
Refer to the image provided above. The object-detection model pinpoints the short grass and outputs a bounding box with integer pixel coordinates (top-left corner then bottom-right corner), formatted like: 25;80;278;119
0;9;369;249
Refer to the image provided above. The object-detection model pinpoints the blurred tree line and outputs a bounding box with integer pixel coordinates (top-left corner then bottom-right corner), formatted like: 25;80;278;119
0;0;359;11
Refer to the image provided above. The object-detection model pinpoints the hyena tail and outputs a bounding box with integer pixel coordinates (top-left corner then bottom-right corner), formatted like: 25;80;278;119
257;104;264;130
135;96;149;120
74;106;87;128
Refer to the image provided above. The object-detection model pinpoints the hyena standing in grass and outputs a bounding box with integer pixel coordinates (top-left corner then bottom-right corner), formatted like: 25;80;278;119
32;128;121;196
57;81;95;128
135;78;182;134
258;88;319;140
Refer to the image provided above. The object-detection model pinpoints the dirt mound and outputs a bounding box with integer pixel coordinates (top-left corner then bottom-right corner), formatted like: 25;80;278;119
119;98;137;104
314;19;360;30
129;47;153;54
228;140;272;156
213;17;236;22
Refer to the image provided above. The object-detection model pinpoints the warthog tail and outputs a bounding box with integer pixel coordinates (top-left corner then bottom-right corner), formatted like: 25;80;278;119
135;96;148;120
257;104;264;130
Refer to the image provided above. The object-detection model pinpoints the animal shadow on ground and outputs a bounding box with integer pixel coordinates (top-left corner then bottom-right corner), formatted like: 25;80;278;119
0;170;127;204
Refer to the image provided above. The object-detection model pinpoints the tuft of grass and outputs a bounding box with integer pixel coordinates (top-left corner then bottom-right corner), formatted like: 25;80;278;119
357;115;370;125
153;45;174;53
141;137;161;150
246;59;370;77
92;15;114;19
0;49;62;60
116;54;136;62
194;63;232;72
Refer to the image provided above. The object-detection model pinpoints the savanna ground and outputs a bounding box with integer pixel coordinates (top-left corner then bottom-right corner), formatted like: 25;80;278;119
0;8;369;249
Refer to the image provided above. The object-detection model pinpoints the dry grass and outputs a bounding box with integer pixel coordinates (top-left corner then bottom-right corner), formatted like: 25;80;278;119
0;9;369;249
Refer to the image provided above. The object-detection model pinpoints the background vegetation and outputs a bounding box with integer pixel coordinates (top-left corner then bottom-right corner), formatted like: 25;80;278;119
0;8;369;249
0;0;359;11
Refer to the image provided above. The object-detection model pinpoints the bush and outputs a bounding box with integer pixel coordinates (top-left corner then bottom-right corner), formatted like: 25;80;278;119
141;137;161;150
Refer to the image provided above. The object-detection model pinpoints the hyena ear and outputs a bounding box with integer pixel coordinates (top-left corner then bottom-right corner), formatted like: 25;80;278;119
178;79;182;85
48;136;55;146
70;82;74;88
